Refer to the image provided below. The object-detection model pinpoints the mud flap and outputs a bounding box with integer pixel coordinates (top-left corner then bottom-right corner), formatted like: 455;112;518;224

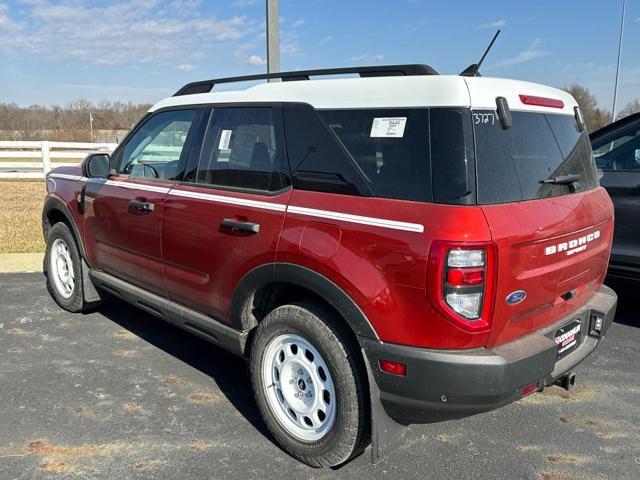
81;259;103;303
362;348;408;464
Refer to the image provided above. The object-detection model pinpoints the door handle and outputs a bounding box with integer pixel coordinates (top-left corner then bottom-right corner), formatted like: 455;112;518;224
222;218;260;234
128;199;155;214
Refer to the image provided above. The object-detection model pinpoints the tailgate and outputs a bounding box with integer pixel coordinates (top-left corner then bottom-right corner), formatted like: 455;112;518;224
482;188;614;347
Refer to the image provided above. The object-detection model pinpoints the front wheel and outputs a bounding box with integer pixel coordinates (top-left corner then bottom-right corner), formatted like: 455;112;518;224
45;222;97;313
250;302;369;467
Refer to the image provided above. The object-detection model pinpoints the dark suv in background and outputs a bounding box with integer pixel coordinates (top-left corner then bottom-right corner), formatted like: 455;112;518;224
591;112;640;280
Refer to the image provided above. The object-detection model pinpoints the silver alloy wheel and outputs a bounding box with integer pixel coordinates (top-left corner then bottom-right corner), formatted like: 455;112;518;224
262;333;336;442
50;238;75;299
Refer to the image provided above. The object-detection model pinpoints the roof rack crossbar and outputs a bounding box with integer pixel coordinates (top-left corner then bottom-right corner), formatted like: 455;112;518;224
173;64;438;96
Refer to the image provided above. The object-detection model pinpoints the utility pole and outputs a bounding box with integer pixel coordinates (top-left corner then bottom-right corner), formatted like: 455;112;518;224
266;0;280;81
612;0;626;121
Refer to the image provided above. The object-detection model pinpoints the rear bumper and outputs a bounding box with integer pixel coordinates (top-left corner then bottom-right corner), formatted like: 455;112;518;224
361;284;617;424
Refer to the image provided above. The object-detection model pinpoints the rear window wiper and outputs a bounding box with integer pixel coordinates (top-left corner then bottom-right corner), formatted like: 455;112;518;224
539;174;581;185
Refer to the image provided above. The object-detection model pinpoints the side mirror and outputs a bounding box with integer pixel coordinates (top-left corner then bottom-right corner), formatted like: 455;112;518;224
83;153;110;178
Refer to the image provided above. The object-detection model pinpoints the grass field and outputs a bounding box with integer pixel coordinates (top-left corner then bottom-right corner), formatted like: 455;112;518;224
0;181;46;253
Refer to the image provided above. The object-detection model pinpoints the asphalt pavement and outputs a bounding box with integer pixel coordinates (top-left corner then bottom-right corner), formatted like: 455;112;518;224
0;273;638;479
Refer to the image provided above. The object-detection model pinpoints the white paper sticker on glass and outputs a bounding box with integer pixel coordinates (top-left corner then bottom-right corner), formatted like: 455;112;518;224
370;117;407;138
219;129;233;150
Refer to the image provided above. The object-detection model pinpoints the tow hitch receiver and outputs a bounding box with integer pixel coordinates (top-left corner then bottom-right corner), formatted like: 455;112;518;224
555;371;576;391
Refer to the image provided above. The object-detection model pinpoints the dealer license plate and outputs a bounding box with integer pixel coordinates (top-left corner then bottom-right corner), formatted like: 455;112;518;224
554;319;582;359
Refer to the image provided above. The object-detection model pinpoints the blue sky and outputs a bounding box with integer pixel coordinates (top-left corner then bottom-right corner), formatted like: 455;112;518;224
1;0;639;111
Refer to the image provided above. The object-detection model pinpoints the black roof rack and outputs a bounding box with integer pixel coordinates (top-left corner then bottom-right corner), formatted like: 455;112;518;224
173;64;438;96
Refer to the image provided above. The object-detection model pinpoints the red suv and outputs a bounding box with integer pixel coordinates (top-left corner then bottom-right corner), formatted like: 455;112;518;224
42;65;617;467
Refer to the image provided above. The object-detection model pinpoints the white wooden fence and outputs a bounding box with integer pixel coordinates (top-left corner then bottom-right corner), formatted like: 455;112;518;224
0;141;117;179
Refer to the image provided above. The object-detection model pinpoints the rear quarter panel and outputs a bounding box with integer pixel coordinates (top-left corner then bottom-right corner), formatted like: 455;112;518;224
278;190;494;349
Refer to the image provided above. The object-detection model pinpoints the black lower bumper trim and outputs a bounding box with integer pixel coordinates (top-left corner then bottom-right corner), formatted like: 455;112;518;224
360;284;617;424
606;262;640;281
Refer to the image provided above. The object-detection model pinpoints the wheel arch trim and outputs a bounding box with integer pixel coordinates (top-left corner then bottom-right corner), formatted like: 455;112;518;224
230;262;379;340
42;195;87;261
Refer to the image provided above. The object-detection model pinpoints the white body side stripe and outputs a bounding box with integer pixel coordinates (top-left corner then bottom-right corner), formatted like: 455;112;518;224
287;205;425;233
169;189;424;232
48;173;87;181
45;177;424;233
169;188;286;212
102;179;171;194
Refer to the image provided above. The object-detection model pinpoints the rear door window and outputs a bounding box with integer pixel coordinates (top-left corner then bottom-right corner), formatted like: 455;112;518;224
196;107;288;192
474;111;599;204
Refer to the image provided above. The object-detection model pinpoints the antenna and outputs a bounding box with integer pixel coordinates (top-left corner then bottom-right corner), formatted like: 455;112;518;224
460;30;501;77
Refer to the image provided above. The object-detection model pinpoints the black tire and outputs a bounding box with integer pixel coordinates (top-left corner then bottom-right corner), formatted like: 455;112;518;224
44;222;98;313
250;301;369;467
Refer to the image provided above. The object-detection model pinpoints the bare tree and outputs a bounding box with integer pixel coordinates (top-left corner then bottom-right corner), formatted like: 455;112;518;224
616;99;640;120
0;99;151;141
68;98;92;112
563;84;611;133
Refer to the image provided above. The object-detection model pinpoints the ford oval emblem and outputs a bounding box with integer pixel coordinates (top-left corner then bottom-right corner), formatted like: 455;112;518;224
506;290;527;305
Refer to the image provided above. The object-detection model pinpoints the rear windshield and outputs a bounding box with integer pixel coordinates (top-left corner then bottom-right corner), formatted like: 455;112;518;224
474;111;599;204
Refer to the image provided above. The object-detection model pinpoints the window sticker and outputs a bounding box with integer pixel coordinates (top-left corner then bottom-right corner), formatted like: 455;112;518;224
370;117;407;138
218;129;232;150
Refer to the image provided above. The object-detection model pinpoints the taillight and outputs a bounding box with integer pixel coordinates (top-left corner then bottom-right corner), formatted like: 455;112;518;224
427;241;497;332
446;268;485;286
446;249;485;267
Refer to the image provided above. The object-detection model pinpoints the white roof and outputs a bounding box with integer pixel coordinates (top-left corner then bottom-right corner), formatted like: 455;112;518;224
151;74;578;115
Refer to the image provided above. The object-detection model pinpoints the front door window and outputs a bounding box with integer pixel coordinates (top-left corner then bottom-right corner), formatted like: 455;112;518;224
120;109;198;180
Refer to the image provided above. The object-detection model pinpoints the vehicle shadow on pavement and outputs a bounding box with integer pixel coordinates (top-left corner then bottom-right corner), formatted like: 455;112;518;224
607;277;639;328
96;298;275;442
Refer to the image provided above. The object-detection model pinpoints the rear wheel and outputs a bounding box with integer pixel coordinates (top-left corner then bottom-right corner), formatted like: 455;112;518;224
45;222;98;313
250;302;368;467
262;333;337;442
